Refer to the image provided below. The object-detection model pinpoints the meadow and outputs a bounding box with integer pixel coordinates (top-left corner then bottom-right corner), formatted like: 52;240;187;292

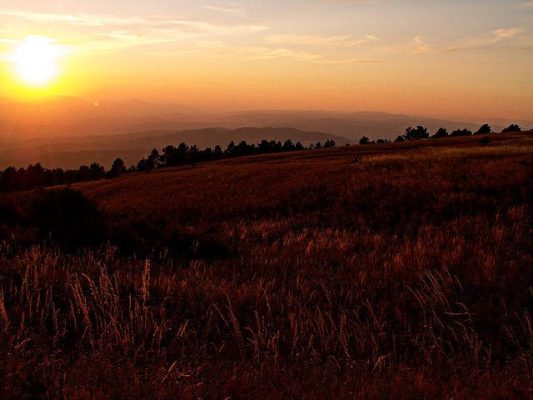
0;133;532;399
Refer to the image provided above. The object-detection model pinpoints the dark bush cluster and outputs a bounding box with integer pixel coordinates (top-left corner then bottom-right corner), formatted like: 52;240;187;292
28;189;106;250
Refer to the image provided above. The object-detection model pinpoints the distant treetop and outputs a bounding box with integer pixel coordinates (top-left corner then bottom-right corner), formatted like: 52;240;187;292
403;126;429;141
502;124;521;133
433;128;449;138
475;124;492;135
359;136;370;145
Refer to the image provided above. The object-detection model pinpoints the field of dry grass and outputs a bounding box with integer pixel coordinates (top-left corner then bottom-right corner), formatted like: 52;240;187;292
1;134;532;399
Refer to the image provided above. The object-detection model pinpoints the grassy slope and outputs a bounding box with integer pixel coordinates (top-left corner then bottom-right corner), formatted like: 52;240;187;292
1;134;532;399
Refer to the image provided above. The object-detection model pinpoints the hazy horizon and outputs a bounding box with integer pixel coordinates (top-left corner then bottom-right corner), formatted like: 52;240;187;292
2;95;531;169
2;94;533;125
1;1;532;122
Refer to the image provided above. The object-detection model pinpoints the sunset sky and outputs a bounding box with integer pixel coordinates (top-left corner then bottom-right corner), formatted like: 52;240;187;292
0;0;532;121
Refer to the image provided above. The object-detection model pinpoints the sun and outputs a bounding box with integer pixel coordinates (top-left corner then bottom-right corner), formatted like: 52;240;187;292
11;36;64;87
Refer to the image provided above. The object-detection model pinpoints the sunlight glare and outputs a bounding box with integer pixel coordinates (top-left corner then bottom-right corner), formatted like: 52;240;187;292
11;36;64;86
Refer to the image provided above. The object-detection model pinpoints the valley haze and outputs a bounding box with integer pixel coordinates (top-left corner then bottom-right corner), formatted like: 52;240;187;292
1;97;531;168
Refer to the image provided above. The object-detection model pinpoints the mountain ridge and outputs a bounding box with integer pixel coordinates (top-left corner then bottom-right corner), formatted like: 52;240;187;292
0;126;347;169
2;97;531;168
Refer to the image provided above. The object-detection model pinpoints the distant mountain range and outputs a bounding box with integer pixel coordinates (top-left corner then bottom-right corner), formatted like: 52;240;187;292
0;127;346;169
212;110;519;141
1;97;531;168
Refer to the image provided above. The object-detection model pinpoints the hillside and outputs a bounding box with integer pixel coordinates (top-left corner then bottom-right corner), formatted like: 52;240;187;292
1;133;532;399
74;134;533;252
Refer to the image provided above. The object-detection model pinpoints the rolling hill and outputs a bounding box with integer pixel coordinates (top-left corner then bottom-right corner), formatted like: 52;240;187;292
1;133;531;398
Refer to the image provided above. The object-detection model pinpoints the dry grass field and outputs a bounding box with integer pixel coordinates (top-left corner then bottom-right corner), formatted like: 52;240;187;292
1;133;532;399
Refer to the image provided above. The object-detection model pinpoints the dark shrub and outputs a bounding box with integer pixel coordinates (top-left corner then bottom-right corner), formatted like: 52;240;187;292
29;189;106;250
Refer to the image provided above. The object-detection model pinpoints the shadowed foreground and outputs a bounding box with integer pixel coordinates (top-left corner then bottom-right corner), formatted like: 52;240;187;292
1;134;532;399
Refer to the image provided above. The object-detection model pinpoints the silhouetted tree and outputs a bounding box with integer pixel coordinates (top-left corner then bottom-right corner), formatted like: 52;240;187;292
404;126;429;141
25;164;46;187
450;129;472;137
137;159;148;172
111;158;126;174
433;128;449;138
359;136;370;145
0;136;337;192
90;162;105;176
502;124;521;133
1;167;18;190
258;140;271;153
283;139;295;151
106;158;126;178
160;145;177;166
394;135;405;143
475;124;492;135
226;141;236;155
146;149;160;169
176;143;188;153
234;141;254;156
323;139;336;148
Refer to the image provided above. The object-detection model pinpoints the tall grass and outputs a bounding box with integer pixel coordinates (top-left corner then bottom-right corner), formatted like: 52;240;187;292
0;134;531;399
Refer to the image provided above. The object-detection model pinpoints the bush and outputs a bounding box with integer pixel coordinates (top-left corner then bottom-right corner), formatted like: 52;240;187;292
29;189;106;250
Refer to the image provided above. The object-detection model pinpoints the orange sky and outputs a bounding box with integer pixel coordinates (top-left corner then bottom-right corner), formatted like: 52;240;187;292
1;1;532;121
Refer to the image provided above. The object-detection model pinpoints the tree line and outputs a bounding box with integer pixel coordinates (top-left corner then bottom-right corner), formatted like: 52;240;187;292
358;123;523;145
0;122;525;192
0;139;337;192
